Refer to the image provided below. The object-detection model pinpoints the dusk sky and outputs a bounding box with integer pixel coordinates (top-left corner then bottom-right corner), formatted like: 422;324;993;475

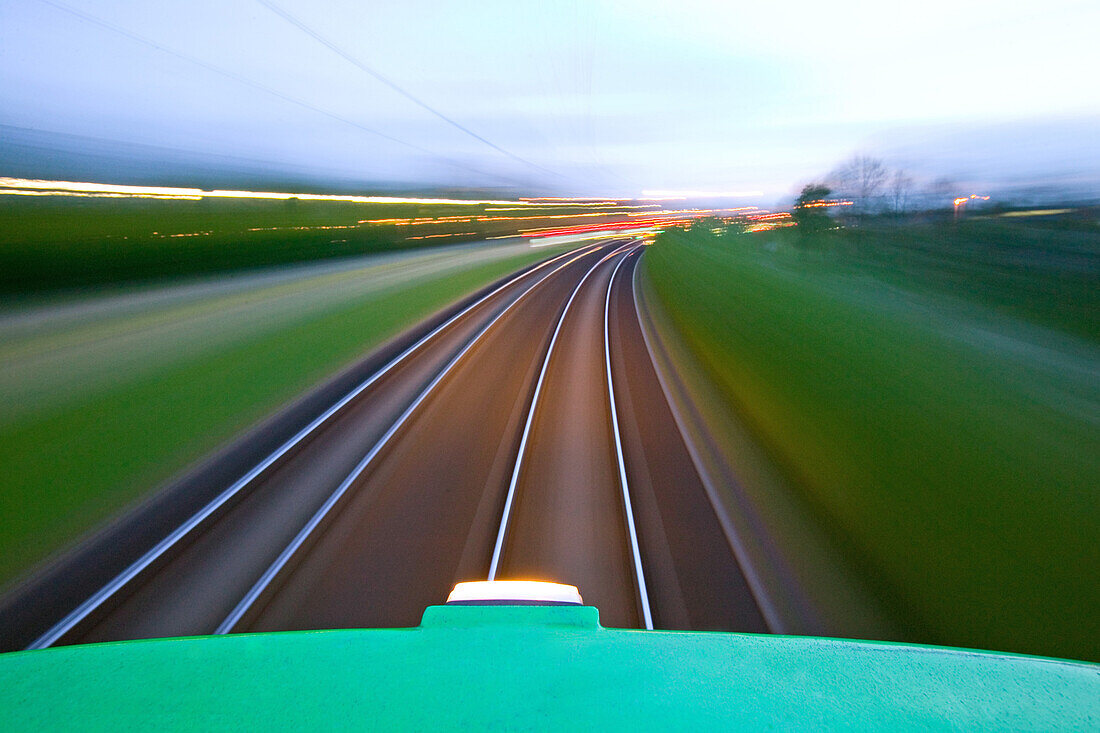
2;0;1098;198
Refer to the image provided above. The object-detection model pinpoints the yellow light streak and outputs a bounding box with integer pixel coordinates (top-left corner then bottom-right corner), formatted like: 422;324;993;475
405;231;478;241
999;209;1072;217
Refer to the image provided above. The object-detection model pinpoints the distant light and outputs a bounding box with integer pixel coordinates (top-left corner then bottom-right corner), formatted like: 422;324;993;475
955;194;990;208
641;189;763;199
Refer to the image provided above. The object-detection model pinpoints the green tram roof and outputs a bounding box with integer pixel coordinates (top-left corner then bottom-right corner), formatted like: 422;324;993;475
2;605;1097;729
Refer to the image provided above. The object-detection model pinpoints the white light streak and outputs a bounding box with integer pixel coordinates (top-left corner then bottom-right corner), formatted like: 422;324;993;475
0;178;613;207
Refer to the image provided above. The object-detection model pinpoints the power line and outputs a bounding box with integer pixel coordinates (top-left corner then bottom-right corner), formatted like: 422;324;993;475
254;0;560;179
35;0;523;185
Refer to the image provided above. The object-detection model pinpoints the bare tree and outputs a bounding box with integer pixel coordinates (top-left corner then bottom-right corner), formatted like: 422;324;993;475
829;154;887;218
927;176;957;209
890;169;914;215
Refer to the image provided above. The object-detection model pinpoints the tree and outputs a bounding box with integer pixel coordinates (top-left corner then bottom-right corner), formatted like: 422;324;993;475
829;154;887;218
890;169;914;215
930;177;957;210
792;183;832;234
797;183;831;204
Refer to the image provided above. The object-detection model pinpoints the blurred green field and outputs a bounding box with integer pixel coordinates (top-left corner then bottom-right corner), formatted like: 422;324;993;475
0;195;608;295
0;196;400;294
642;216;1100;661
830;215;1100;342
0;241;565;589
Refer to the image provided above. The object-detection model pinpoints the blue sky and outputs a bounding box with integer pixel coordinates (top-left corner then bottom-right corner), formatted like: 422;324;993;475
2;0;1098;197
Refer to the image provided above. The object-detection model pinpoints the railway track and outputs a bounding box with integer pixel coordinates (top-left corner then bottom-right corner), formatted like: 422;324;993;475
6;237;774;649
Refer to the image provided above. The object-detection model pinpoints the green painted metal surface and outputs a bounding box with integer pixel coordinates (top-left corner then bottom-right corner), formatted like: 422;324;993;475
1;605;1097;730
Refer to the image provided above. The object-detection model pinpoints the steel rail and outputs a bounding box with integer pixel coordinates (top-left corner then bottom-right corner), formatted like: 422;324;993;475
27;241;607;650
215;244;617;633
628;250;783;633
487;241;637;580
603;249;654;629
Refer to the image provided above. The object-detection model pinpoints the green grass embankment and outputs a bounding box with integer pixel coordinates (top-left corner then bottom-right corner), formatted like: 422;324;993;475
0;243;564;588
642;220;1100;661
0;195;618;295
0;197;404;294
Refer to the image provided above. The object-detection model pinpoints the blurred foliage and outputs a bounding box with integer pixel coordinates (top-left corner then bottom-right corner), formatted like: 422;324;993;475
643;213;1100;661
0;197;396;294
792;184;832;234
0;196;604;296
837;214;1100;342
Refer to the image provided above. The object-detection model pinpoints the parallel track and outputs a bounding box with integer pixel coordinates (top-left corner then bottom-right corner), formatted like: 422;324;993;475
216;244;617;633
27;241;610;648
17;238;773;646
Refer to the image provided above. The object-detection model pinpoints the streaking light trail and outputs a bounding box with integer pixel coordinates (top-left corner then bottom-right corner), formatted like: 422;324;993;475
0;178;598;207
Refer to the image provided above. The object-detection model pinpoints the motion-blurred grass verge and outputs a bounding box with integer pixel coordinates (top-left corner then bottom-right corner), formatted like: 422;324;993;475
642;217;1099;661
0;196;405;295
0;195;606;296
0;242;562;590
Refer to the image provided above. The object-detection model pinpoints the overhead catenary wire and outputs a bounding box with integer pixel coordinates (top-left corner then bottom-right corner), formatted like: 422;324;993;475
35;0;525;186
254;0;560;180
